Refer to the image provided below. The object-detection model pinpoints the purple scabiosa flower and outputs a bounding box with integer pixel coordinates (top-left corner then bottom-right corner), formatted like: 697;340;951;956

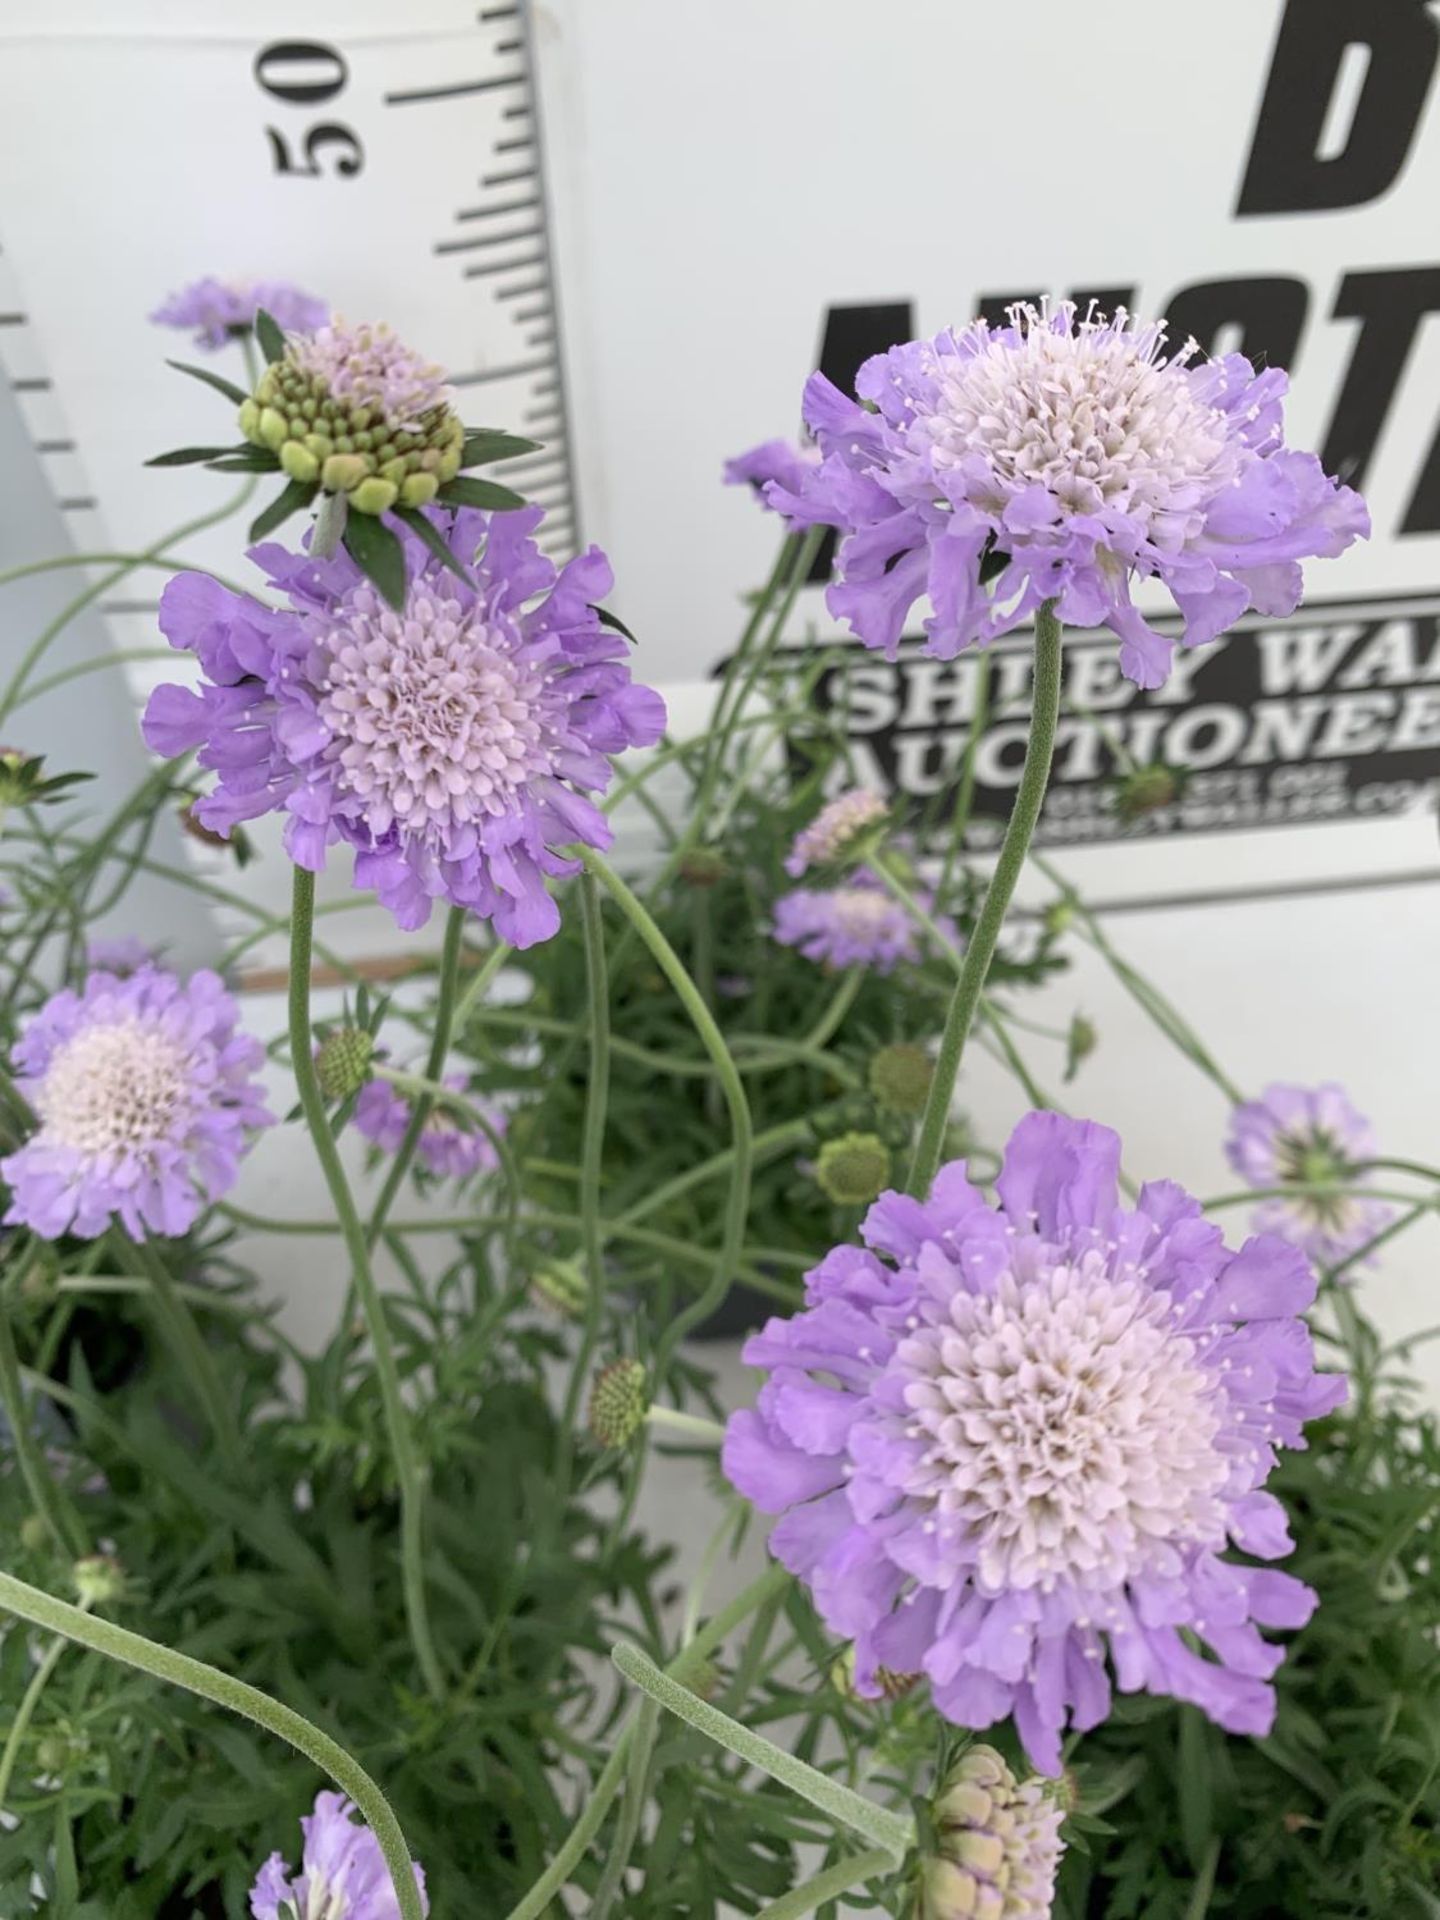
142;507;665;944
84;935;154;978
773;872;954;974
150;277;327;352
919;1745;1064;1920
725;438;822;526
249;1790;427;1920
769;301;1369;689
723;1111;1346;1775
354;1074;504;1181
785;787;889;877
1225;1082;1391;1270
0;967;271;1241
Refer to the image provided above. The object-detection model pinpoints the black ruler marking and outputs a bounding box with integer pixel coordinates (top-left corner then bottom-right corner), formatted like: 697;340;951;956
385;72;524;105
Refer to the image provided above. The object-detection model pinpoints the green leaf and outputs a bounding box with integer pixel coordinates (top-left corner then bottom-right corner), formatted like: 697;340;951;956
165;359;250;406
204;448;282;474
393;506;475;589
254;308;286;365
436;475;527;512
342;512;408;611
144;445;244;469
248;479;317;543
460;429;543;468
592;604;638;645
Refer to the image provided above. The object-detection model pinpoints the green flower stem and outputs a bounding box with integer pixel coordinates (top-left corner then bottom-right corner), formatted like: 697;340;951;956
13;647;175;711
587;1692;661;1920
451;936;513;1034
1199;1183;1422;1213
753;1847;897;1920
369;1065;520;1220
1356;1156;1440;1185
644;1405;726;1446
502;1563;790;1920
1032;851;1246;1106
611;1643;913;1862
0;481;258;727
582;851;754;1369
870;852;963;973
472;1002;856;1085
366;905;466;1250
560;869;612;1470
0;1289;86;1557
0;1604;87;1811
0;1568;424;1920
692;534;802;817
935;649;994;907
118;1234;242;1475
1327;1201;1431;1287
287;867;445;1702
616;1118;809;1228
907;603;1065;1197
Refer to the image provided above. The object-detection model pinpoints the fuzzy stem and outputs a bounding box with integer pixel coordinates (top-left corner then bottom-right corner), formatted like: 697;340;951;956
0;1294;85;1557
0;1569;423;1920
907;603;1064;1196
287;867;445;1701
0;1624;75;1811
582;851;753;1366
611;1643;913;1862
753;1848;897;1920
560;869;612;1470
119;1234;242;1474
367;905;467;1249
645;1405;726;1446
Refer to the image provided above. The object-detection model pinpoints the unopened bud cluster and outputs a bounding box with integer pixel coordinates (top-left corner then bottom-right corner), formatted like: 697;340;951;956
868;1042;934;1116
314;1027;375;1102
588;1357;648;1449
815;1131;891;1207
238;323;463;515
916;1746;1065;1920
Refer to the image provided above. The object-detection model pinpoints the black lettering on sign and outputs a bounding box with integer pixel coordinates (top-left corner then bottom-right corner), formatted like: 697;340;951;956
1161;276;1310;373
1237;0;1438;215
1320;267;1440;491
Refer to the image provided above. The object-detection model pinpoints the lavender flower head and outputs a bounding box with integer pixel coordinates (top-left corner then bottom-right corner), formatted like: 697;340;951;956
785;788;889;877
767;301;1369;689
1;967;271;1241
920;1745;1064;1920
1226;1082;1391;1269
773;872;954;973
142;507;666;944
150;277;327;353
249;1790;427;1920
355;1074;504;1181
290;320;454;435
723;1112;1346;1774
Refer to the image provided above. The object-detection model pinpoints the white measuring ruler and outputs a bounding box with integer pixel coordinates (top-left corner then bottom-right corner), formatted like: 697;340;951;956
0;0;580;717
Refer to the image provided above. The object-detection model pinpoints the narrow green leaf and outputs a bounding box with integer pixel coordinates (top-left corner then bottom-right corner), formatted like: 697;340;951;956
204;448;282;474
393;507;474;589
254;308;286;365
460;429;543;467
165;359;250;406
144;445;242;468
342;513;408;611
593;604;638;645
435;475;527;511
248;479;317;544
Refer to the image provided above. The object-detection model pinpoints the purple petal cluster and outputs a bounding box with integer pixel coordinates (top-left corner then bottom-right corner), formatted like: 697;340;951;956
1226;1082;1391;1269
1;967;271;1241
724;438;822;526
354;1074;504;1181
150;277;328;352
723;1112;1346;1774
785;788;888;877
250;1790;427;1920
291;320;452;434
773;871;954;973
85;934;154;977
142;507;666;945
767;302;1369;689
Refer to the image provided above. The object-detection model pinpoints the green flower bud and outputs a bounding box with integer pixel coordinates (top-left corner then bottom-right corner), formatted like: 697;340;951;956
322;452;369;493
19;1513;50;1554
829;1643;917;1702
919;1746;1066;1920
73;1554;126;1606
304;432;334;460
257;406;289;451
678;848;727;887
279;442;320;484
35;1733;73;1774
400;471;439;508
1043;900;1074;938
587;1358;648;1449
529;1258;587;1319
868;1042;934;1116
314;1027;375;1101
815;1132;890;1207
1063;1012;1098;1083
351;477;398;516
1113;761;1185;824
238;398;261;442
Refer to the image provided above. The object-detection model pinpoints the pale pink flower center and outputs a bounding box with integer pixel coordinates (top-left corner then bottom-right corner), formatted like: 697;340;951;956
37;1016;190;1155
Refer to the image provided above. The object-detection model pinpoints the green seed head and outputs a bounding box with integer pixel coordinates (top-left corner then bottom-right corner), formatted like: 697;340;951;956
1114;761;1185;824
314;1027;375;1102
587;1358;649;1449
73;1554;127;1607
530;1258;588;1320
815;1132;891;1207
868;1042;934;1116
